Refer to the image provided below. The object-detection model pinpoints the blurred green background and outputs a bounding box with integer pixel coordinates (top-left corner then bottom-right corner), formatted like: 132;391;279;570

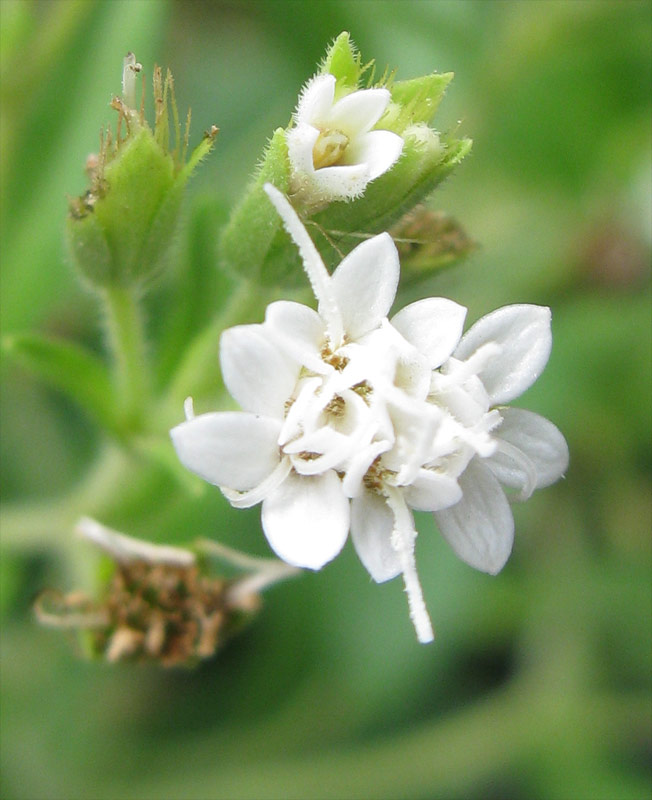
1;1;650;798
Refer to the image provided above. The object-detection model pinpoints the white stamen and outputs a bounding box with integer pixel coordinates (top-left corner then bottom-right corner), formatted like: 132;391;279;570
494;439;538;501
264;184;344;346
121;52;142;110
184;396;195;420
446;342;502;382
221;457;292;509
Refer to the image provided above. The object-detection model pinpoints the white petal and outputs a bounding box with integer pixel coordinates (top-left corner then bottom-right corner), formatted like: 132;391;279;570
286;123;321;174
170;412;281;491
487;407;569;490
391;298;467;368
331;233;399;339
264;300;327;372
286;426;353;475
350;491;402;582
343;129;403;179
309;162;371;200
341;439;392;498
261;470;350;570
328;87;391;135
278;376;322;446
220;324;299;417
295;74;336;125
454;305;552;405
434;458;514;574
403;469;463;512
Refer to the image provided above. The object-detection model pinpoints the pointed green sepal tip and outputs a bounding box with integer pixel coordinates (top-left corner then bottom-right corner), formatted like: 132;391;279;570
320;31;362;89
388;72;454;130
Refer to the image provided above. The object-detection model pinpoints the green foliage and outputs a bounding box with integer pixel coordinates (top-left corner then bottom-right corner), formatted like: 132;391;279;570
2;332;117;433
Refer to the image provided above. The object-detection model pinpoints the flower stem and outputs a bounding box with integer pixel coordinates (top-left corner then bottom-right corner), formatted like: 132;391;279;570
102;284;150;432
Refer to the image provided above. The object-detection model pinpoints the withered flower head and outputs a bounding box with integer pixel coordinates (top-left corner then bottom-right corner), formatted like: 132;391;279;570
34;518;295;667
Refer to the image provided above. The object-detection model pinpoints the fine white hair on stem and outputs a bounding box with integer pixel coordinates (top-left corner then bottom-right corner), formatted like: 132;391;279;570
263;183;344;346
384;487;434;643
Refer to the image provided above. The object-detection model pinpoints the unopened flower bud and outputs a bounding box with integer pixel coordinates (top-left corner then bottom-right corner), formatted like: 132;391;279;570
67;55;216;290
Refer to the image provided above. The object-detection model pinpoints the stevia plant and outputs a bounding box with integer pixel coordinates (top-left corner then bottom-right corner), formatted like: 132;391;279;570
4;33;566;657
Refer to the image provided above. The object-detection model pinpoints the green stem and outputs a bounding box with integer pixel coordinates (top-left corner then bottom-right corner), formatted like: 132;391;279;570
102;284;150;432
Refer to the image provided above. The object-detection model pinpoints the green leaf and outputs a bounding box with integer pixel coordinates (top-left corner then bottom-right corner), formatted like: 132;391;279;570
2;332;118;433
153;193;232;390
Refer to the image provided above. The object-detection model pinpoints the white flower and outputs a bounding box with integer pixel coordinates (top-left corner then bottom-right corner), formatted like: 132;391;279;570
171;185;568;643
286;73;403;208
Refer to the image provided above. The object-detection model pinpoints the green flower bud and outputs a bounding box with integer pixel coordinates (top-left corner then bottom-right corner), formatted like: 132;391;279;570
67;53;216;290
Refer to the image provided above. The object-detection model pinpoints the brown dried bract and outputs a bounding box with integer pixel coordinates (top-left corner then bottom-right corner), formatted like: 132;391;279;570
35;561;247;668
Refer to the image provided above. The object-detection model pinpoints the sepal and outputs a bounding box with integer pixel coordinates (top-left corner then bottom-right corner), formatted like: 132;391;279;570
319;31;364;90
386;72;454;131
220;128;307;286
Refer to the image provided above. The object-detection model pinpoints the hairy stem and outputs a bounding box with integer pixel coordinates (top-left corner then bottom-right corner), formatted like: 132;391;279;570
102;285;150;432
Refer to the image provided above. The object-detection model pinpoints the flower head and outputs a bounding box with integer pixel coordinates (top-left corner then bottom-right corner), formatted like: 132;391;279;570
34;518;298;665
171;186;568;643
287;74;403;209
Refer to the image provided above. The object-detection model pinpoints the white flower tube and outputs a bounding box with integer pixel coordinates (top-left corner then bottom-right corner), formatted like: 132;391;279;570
287;74;403;208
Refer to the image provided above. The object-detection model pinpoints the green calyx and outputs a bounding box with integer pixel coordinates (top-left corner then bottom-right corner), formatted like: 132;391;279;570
67;58;217;290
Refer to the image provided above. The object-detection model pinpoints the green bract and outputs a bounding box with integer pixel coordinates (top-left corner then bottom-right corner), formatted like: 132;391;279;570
67;56;216;290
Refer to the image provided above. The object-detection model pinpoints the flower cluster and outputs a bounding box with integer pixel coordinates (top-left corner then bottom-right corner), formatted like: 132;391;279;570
171;185;568;642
